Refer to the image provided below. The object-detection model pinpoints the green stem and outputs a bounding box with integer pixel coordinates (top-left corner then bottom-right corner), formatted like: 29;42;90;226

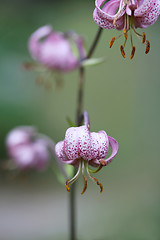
69;26;103;240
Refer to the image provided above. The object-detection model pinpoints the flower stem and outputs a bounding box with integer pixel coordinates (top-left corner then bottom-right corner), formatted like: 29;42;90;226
86;27;103;59
69;26;103;240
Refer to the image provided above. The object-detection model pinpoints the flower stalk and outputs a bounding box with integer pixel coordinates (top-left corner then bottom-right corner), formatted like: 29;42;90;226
69;26;104;240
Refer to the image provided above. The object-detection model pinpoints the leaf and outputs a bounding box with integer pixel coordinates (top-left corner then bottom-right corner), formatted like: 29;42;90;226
81;57;106;67
66;117;76;127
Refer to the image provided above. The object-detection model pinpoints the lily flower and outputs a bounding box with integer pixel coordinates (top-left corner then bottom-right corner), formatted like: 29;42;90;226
55;112;119;194
28;25;86;72
6;126;50;170
93;0;160;58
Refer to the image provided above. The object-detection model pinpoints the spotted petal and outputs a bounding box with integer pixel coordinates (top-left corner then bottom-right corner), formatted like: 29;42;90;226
134;0;160;28
90;136;119;167
93;0;125;29
55;140;75;164
90;131;109;160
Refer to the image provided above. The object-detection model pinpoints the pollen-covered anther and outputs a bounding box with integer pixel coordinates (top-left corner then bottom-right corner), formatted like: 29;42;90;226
65;179;70;192
145;40;150;54
120;45;126;58
142;32;146;43
109;37;116;48
92;176;103;193
130;46;136;59
81;176;88;195
123;29;127;40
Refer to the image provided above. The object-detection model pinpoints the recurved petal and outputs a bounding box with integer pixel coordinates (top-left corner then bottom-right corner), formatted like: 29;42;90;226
104;136;119;164
28;25;53;60
93;0;125;29
134;0;160;28
89;135;118;167
55;140;75;164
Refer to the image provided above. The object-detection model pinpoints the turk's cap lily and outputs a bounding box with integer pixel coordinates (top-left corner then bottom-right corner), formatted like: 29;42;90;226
28;25;86;72
93;0;160;58
6;126;50;170
55;111;119;194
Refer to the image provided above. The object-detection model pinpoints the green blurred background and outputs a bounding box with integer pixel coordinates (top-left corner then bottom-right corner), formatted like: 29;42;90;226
0;0;160;239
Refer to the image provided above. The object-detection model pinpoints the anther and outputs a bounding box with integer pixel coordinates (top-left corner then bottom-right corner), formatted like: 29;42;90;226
130;46;136;59
123;29;127;40
81;176;87;195
142;32;146;43
145;40;150;54
120;45;126;58
92;176;103;193
109;37;115;48
65;179;70;192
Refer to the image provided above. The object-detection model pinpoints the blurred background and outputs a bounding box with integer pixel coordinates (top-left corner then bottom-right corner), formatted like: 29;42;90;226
0;0;160;239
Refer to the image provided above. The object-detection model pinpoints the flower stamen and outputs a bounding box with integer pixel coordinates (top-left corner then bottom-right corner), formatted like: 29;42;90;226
81;176;88;195
87;163;103;193
120;45;126;58
142;32;146;43
81;160;88;194
65;179;70;192
65;162;82;192
145;40;150;54
130;46;136;59
109;37;116;48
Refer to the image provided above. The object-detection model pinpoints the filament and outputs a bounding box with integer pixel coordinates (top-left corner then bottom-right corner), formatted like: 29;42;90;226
86;163;103;193
65;162;82;192
81;161;88;194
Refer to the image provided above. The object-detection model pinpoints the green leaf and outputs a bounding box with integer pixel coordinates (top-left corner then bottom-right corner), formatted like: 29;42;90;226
81;57;106;67
66;117;76;127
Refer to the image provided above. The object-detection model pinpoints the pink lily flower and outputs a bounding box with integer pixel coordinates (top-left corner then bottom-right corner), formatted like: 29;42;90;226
93;0;160;58
28;25;86;72
6;126;50;170
55;112;119;194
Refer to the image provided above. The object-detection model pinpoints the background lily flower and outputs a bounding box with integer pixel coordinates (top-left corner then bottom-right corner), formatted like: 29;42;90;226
6;126;50;170
93;0;160;58
55;112;119;194
28;25;86;72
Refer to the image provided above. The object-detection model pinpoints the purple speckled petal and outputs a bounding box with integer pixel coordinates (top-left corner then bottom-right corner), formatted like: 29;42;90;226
64;127;80;160
28;25;52;61
90;131;109;160
134;0;160;28
78;126;92;160
55;140;75;164
93;0;125;29
89;135;118;167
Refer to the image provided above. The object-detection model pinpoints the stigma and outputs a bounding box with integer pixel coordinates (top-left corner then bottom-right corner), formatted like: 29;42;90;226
109;1;150;59
65;159;105;194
